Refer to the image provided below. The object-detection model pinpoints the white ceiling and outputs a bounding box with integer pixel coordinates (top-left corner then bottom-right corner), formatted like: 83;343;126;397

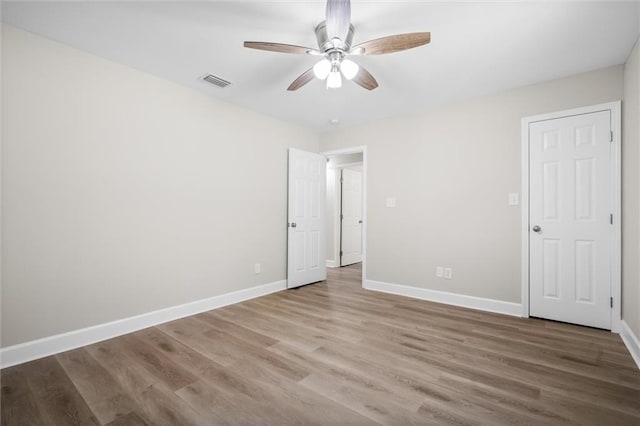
2;1;639;133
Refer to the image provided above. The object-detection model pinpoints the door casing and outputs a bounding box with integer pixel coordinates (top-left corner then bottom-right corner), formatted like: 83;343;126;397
520;101;621;332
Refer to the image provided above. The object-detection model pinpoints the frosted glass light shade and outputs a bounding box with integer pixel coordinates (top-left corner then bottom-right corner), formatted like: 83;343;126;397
313;59;331;80
326;70;342;89
340;59;359;80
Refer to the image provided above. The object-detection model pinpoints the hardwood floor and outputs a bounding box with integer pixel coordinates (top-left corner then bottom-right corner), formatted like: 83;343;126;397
2;263;640;425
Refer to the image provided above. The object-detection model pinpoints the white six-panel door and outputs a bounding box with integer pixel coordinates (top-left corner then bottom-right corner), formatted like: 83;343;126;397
529;110;612;329
340;168;362;266
287;148;326;289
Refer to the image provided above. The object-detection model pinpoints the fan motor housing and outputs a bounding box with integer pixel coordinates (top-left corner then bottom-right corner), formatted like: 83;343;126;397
315;21;355;52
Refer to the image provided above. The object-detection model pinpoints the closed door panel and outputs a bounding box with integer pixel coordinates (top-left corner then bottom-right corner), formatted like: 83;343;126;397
529;110;612;329
341;168;362;266
288;148;326;288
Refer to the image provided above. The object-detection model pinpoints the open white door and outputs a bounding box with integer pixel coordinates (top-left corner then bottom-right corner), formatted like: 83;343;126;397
287;148;326;289
340;168;362;266
529;110;612;329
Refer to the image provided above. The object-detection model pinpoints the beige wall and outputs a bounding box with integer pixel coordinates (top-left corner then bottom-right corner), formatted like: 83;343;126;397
320;66;624;303
623;38;640;337
1;26;318;347
2;24;636;348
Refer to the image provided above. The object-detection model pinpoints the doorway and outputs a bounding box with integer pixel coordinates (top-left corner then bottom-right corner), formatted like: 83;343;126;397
323;147;367;288
521;102;621;331
340;167;363;266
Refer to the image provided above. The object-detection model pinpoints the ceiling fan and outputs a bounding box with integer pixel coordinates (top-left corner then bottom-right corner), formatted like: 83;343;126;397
244;0;431;91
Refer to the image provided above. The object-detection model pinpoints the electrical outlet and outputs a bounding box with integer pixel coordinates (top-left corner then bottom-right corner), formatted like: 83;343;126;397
254;263;261;274
444;267;453;280
436;266;444;278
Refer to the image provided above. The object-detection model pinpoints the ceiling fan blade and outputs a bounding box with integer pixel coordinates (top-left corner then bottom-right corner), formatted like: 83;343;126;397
352;66;378;91
352;32;431;55
326;0;351;42
244;41;318;55
287;68;315;91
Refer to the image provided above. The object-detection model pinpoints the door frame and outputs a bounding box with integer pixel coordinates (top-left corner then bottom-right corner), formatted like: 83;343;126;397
323;146;367;289
520;101;621;332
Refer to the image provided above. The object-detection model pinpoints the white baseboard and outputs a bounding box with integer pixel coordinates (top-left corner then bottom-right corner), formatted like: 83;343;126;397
620;320;640;370
364;280;522;317
0;280;286;369
326;260;337;268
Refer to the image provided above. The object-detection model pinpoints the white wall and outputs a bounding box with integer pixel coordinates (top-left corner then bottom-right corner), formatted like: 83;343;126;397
624;38;640;338
1;25;319;347
320;65;624;303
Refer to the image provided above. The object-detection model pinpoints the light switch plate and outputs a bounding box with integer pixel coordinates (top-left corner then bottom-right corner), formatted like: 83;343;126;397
436;266;444;278
386;197;396;208
444;267;453;280
509;193;519;206
254;263;261;274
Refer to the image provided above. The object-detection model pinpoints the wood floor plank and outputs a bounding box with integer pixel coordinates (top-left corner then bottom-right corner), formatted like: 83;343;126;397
267;341;425;413
86;338;208;425
360;331;640;416
116;333;199;391
308;338;552;424
19;357;99;425
435;372;571;425
363;316;640;389
539;388;640;426
207;306;322;352
57;348;139;424
104;411;148;426
175;379;293;425
2;262;639;424
194;311;279;347
227;360;374;425
1;368;47;426
156;317;244;367
299;372;443;426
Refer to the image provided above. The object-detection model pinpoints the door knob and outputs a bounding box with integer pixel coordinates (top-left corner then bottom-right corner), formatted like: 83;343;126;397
289;222;297;228
358;220;362;224
532;225;541;233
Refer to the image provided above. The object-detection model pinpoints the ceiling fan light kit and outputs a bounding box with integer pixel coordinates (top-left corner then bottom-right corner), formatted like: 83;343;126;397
313;58;331;80
340;59;359;80
327;65;342;89
243;0;431;91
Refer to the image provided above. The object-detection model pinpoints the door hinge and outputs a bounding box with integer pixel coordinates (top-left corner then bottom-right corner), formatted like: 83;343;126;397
339;251;343;257
610;297;613;308
610;213;613;225
610;131;613;142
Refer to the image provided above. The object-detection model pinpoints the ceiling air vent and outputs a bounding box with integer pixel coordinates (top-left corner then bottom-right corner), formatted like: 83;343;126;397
203;74;231;88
